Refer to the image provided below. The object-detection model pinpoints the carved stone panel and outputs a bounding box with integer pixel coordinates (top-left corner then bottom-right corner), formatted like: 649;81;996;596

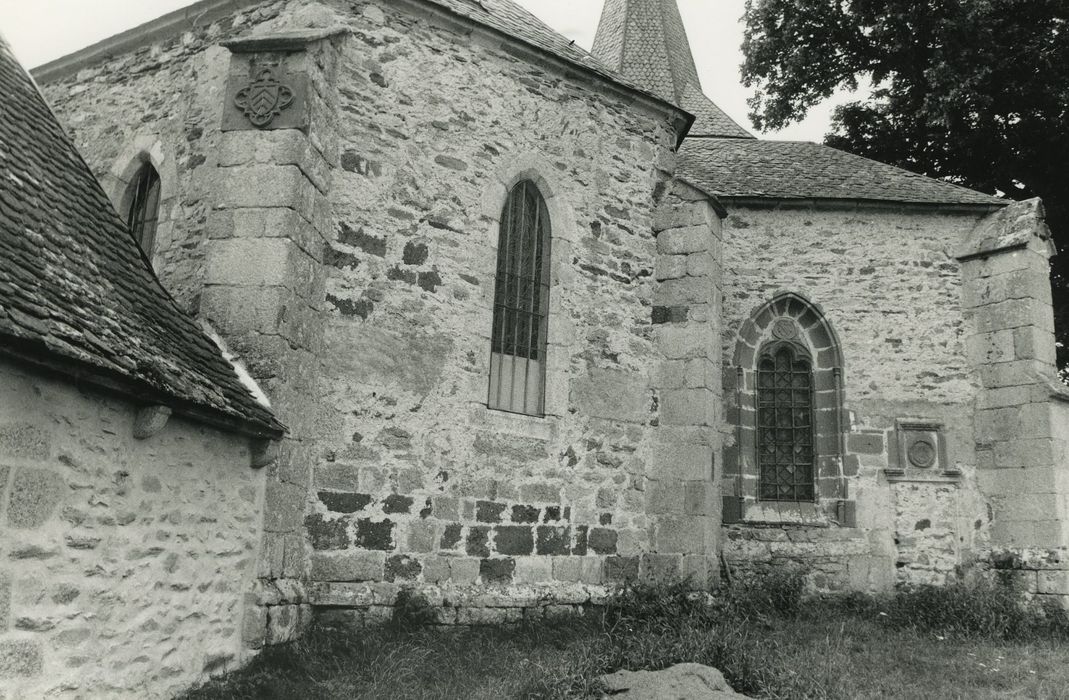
223;59;309;132
887;419;955;479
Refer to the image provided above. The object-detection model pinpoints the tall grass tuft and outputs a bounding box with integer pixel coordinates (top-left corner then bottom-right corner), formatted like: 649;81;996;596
881;578;1069;641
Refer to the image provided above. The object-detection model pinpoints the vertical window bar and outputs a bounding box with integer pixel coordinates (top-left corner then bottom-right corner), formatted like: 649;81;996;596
536;196;550;413
508;183;525;409
504;183;521;408
522;187;540;413
492;192;513;410
141;176;161;256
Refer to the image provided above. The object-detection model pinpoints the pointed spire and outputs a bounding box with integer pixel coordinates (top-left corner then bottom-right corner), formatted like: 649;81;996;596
592;0;754;139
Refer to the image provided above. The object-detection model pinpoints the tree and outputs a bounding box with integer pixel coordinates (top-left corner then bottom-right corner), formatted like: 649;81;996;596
742;0;1069;367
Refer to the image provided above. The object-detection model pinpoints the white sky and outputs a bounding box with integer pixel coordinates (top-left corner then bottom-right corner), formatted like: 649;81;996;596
0;0;844;141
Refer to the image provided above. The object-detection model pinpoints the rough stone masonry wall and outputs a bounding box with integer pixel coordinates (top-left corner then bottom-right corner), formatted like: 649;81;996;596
307;0;715;624
35;0;720;630
38;1;290;314
0;357;264;700
720;205;992;593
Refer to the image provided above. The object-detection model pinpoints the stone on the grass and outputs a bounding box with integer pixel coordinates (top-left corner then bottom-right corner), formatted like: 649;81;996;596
598;663;748;699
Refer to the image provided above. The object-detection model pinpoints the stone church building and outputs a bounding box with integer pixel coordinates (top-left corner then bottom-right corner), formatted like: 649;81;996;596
1;0;1067;696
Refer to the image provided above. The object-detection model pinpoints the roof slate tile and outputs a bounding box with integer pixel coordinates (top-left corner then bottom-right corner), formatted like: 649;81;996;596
591;0;753;138
679;138;1005;207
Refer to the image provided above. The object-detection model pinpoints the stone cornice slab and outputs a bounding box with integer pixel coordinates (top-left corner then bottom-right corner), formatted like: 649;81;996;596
221;27;349;53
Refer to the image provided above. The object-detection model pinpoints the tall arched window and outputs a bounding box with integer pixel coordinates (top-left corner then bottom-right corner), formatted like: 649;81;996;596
756;343;815;501
125;162;161;258
488;180;551;416
725;293;848;522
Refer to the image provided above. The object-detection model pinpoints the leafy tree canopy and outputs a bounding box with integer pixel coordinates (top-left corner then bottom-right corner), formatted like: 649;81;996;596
742;0;1069;365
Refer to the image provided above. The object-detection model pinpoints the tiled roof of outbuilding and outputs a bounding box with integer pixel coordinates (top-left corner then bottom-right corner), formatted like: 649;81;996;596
591;0;754;139
0;38;283;437
679;138;1006;207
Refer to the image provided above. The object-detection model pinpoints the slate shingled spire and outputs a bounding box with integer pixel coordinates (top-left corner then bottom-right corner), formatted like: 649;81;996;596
592;0;754;139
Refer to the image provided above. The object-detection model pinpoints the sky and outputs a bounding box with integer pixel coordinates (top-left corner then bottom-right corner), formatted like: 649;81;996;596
0;0;847;141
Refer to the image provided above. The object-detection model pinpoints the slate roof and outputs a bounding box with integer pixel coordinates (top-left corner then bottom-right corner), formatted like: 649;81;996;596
0;37;283;438
678;138;1006;207
591;0;754;139
424;0;691;118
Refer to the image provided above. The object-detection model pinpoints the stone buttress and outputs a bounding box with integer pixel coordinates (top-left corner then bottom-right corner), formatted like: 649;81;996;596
202;23;345;646
958;199;1069;606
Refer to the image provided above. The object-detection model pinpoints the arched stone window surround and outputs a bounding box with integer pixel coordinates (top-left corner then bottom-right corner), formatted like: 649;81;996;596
473;152;578;425
102;135;179;269
730;292;847;522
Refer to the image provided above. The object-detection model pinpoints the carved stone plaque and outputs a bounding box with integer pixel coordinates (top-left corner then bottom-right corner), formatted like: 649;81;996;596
890;420;953;478
234;68;295;128
222;60;309;132
907;437;937;468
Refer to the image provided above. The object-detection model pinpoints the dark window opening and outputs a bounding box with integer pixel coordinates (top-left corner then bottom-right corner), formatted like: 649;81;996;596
126;163;161;259
488;180;551;416
757;344;815;501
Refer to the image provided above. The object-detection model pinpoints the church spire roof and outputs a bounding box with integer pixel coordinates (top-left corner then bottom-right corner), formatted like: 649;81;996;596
591;0;754;139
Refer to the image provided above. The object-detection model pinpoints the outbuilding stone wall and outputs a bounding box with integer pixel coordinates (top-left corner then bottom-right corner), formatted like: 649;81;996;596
0;357;265;700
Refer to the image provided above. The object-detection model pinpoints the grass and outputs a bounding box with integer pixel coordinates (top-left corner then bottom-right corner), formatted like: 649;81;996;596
182;576;1069;699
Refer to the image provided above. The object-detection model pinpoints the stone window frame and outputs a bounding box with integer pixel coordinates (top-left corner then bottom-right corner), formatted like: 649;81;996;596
726;292;848;524
472;153;578;431
101;134;178;270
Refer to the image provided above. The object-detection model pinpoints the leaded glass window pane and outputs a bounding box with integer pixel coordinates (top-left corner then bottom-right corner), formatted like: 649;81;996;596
126;163;161;259
488;181;551;416
756;345;815;501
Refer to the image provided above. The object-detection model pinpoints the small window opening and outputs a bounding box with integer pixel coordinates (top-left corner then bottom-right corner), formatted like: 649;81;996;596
488;180;551;416
126;162;161;259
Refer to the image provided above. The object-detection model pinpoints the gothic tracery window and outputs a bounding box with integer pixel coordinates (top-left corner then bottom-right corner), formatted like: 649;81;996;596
488;180;551;416
126;162;161;259
756;343;815;501
725;292;847;522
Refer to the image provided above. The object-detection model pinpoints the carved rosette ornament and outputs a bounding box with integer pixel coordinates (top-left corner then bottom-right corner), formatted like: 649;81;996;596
771;318;799;340
907;438;937;468
234;68;295;128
